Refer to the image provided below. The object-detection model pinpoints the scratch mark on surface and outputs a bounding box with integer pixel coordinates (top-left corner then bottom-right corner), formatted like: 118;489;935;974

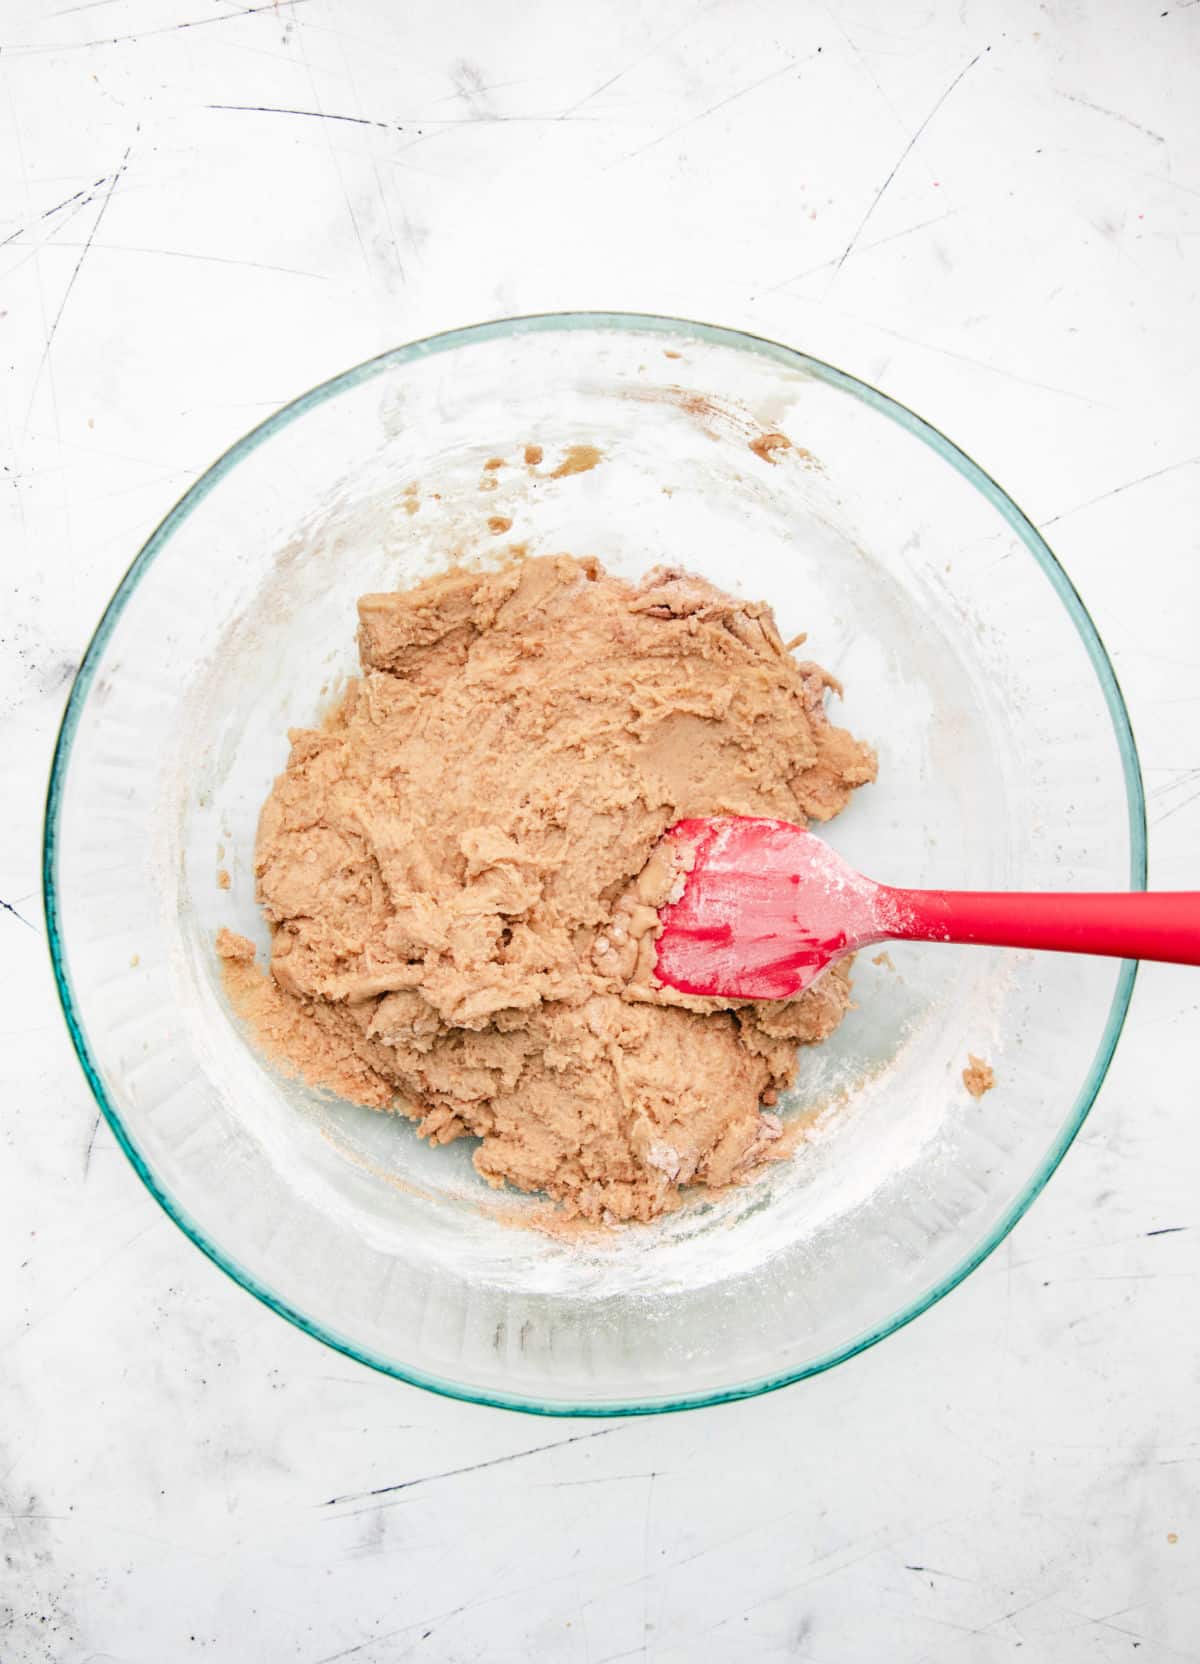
1155;781;1200;826
425;75;530;108
5;74;67;467
821;306;1105;404
1055;1608;1175;1656
23;240;327;279
0;192;114;285
1058;1271;1198;1283
818;0;909;132
82;1111;102;1178
1146;1226;1188;1237
0;176;108;249
1058;91;1166;143
1039;454;1200;527
962;1595;1052;1641
338;42;408;289
691;1529;973;1642
832;48;986;276
1149;766;1200;799
617;57;801;163
309;1628;412;1664
1090;1591;1200;1633
757;209;958;294
287;10;373;283
208;102;401;131
581;1501;933;1612
14;1222;156;1346
35;141;131;378
9;0;311;52
312;1570;587;1659
209;102;598;129
559;0;725;118
323;1426;620;1508
536;1471;662;1487
641;1471;657;1657
52;0;131;13
1001;1234;1014;1380
1039;147;1200;204
0;896;37;931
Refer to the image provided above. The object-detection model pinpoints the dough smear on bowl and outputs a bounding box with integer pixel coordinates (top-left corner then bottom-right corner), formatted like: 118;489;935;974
218;553;876;1222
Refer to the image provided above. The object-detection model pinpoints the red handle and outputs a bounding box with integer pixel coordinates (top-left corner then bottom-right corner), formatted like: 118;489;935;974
879;888;1200;967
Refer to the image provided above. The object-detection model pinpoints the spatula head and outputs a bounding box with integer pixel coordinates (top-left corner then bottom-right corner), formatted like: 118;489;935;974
654;816;882;1000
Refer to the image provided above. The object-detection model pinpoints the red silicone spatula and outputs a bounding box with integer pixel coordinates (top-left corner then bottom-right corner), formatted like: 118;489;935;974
654;816;1200;1001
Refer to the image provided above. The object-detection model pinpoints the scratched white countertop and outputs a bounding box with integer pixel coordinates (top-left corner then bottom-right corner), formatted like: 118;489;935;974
3;1;1199;1659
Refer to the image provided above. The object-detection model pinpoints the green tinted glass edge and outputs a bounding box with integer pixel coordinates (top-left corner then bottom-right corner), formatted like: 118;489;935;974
43;311;1147;1417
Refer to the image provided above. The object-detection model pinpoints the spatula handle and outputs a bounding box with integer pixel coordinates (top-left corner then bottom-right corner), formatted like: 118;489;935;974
879;888;1200;967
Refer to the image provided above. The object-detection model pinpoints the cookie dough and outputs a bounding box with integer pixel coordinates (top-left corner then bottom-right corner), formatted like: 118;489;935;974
219;554;876;1221
963;1053;996;1099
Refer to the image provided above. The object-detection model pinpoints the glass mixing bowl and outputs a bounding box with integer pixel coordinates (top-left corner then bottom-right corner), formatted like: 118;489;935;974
45;314;1144;1415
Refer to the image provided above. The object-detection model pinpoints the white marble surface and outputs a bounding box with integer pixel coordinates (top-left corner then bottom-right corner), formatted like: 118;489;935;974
3;0;1199;1658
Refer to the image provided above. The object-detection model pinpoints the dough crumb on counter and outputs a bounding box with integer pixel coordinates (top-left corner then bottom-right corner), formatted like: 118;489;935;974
219;553;876;1223
963;1053;996;1099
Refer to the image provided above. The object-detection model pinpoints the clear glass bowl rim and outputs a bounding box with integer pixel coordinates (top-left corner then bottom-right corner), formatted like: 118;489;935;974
42;311;1147;1417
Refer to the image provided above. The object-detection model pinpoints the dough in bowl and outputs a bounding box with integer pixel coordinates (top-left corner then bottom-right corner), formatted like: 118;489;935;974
218;553;876;1221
